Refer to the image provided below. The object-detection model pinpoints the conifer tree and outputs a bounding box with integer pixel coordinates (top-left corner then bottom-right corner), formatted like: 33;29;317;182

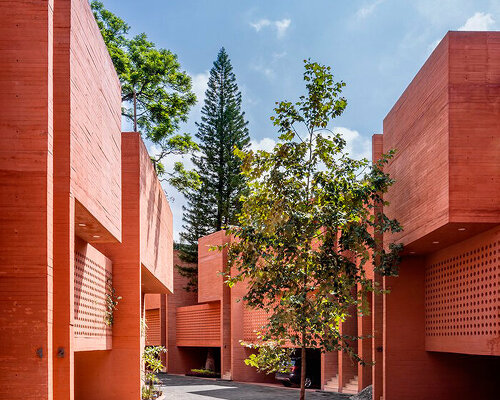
178;48;250;290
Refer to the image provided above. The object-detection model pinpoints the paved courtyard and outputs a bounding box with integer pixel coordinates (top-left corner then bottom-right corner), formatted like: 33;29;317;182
159;374;350;400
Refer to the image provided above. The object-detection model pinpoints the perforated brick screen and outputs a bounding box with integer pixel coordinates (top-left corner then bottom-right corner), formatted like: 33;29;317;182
74;250;112;339
425;229;499;355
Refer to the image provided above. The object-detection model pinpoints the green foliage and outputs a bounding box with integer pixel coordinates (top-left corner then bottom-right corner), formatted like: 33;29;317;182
189;369;220;377
142;346;167;399
91;1;198;190
178;48;250;289
241;339;294;374
225;60;403;397
104;279;121;326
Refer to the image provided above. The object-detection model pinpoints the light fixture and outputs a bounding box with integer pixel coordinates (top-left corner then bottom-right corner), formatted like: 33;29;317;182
93;235;100;238
458;227;466;231
78;223;86;227
409;251;416;254
432;241;439;244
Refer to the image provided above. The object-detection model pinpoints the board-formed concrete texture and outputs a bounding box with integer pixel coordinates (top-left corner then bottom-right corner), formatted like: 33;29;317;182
0;1;173;399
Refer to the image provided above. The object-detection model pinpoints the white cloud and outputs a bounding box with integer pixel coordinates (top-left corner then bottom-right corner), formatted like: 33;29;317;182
272;51;287;60
356;0;385;19
250;129;370;161
251;63;275;79
458;12;496;31
336;127;372;161
250;137;277;152
250;18;291;38
275;18;291;38
428;12;497;55
191;71;210;105
250;19;271;32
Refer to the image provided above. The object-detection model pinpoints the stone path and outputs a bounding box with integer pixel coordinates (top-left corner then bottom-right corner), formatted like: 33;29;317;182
158;373;350;400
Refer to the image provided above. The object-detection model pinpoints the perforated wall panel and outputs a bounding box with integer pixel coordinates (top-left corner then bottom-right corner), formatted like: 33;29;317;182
176;302;220;347
425;227;499;355
74;242;112;349
243;308;268;343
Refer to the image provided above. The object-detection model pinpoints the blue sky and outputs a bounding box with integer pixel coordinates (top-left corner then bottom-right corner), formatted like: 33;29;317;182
101;0;500;240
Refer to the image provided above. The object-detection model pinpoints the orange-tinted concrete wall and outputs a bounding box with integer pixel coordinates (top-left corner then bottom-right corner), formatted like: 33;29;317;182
69;0;122;241
425;226;499;355
139;139;173;292
0;1;55;399
383;256;499;399
145;309;161;346
145;293;161;310
74;238;112;351
371;134;384;400
166;251;198;374
448;33;500;223
76;133;144;400
53;0;75;397
176;302;221;347
198;231;228;303
383;32;500;252
231;277;275;383
383;35;450;247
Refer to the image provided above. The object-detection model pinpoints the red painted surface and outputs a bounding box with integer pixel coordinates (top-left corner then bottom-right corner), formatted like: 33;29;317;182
165;251;198;374
0;1;173;397
69;0;122;242
383;32;500;253
77;132;172;400
139;138;173;292
383;35;451;249
378;31;500;400
371;134;384;400
176;302;221;347
145;309;161;346
74;238;113;352
425;226;499;355
0;1;55;399
198;231;229;303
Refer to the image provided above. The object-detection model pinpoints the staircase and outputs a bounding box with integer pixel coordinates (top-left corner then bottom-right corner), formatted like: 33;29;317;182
342;376;359;394
324;374;339;392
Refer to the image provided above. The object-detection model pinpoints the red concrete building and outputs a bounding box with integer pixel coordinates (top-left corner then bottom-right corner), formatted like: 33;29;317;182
0;1;173;399
148;31;499;400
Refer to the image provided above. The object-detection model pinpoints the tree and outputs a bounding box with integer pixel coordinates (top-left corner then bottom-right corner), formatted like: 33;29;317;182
178;48;250;290
224;60;403;400
91;1;198;190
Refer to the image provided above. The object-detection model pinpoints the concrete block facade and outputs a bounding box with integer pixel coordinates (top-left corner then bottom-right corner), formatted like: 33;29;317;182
0;1;173;399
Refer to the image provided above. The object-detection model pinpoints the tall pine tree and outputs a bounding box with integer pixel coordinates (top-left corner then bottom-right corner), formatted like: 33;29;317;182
178;48;250;291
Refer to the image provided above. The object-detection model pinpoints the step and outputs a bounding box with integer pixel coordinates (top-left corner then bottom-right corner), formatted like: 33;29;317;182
323;374;339;391
342;376;359;394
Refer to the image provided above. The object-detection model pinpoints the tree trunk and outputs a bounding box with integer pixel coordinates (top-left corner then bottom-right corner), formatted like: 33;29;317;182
300;345;307;400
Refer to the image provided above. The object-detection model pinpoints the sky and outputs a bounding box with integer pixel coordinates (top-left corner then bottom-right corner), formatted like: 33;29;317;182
101;0;500;241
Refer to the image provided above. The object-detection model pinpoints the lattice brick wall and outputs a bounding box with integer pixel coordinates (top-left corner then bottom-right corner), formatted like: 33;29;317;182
425;230;499;355
243;308;268;342
176;302;220;347
74;244;112;343
146;309;161;346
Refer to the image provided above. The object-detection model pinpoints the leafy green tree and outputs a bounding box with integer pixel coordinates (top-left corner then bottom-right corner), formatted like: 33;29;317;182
178;48;250;290
225;60;403;400
91;1;198;190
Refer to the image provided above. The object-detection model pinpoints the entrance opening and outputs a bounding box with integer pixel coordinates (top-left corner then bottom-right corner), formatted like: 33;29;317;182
178;346;221;377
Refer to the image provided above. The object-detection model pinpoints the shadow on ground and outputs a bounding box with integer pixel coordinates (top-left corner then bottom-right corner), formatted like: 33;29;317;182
159;373;350;400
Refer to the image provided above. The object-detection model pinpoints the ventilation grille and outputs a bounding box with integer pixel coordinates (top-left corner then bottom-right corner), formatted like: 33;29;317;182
74;250;112;338
425;238;498;340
